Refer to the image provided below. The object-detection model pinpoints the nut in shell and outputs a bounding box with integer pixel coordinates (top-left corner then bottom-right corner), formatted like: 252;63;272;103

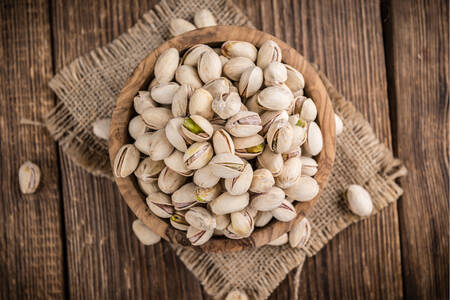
182;44;213;66
297;98;317;121
288;114;307;149
134;157;165;182
256;147;284;176
266;120;294;154
284;175;319;202
344;184;373;217
158;167;187;194
271;199;296;222
245;92;265;115
19;161;41;194
257;85;293;111
172;183;198;210
114;144;140;178
209;153;245;179
221;41;257;61
228;208;254;237
138;178;159;195
250;168;274;193
284;64;305;93
257;40;282;69
275;157;302;189
194;9;217;28
299;156;318;176
92;118;110;140
213;213;230;231
185;207;216;231
263;61;287;86
210;192;249;215
224;161;253;195
175;65;203;89
132;220;161;245
147;192;174;218
225;111;262;137
289;218;311;248
198;50;222;83
233;134;265;159
212;128;235;154
223;57;255;81
128;115;151;140
193;165;221;188
141;107;173;130
251;186;285;211
148;129;174;161
189;88;214;119
165;117;192;152
194;183;221;203
170;211;189;231
134;91;156;114
260;110;289;136
303;121;323;156
212;92;242;120
164;150;194;177
169;18;196;36
154;48;179;82
203;77;233;99
267;233;288;246
171;84;192;118
181;115;213;142
151;82;180;105
183;142;213;170
254;211;272;227
238;66;263;98
186;226;213;246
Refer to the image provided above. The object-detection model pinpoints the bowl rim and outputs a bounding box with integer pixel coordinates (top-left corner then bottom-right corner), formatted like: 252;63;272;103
109;25;336;253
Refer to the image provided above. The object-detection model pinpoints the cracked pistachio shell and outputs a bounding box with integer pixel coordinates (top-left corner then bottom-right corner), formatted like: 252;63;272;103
164;150;194;176
264;62;287;86
142;107;173;130
195;183;221;203
238;66;263;98
181;115;213;142
189;88;214;119
266;120;294;154
224;161;253;195
254;211;273;227
183;142;213;170
158;167;187;194
282;146;302;161
256;147;284;177
289;218;311;248
134;91;157;114
284;64;305;93
114;144;140;178
213;213;230;231
284;175;319;202
165;117;192;152
299;156;318;176
169;18;196;37
182;44;213;66
298;98;317;121
92;118;111;140
132;220;161;245
225;111;262;137
212;92;242;119
175;65;203;89
275;157;302;189
250;186;285;211
335;113;344;135
245;92;265;115
193;165;221;188
250;168;274;193
303;121;323;156
172;183;198;210
194;9;217;28
288;114;307;149
186;226;213;246
257;40;282;69
209;153;245;179
212;128;235;154
198;50;222;83
128;115;151;140
267;233;288;246
229;208;254;237
138;178;159;195
185;207;216;231
134;157;165;181
18;161;41;194
225;290;248;300
221;41;257;61
151;82;180;105
257;85;293;111
260;110;289;136
154;48;179;82
344;184;373;217
233;134;265;159
148;129;174;161
170;211;189;231
271;199;296;222
172;84;192;117
146;192;174;218
210;192;249;215
203;77;233;99
223;57;255;81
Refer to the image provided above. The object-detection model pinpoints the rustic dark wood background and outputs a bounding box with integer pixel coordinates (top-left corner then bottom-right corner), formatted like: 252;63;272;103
0;0;448;299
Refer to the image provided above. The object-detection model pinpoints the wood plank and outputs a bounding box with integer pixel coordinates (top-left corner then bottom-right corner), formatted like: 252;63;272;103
50;0;204;299
383;0;449;298
0;1;66;299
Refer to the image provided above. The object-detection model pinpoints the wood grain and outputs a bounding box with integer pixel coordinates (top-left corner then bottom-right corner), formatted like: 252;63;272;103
383;0;449;298
0;0;65;299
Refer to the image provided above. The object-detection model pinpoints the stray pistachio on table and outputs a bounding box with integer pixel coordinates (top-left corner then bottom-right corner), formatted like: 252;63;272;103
19;161;41;194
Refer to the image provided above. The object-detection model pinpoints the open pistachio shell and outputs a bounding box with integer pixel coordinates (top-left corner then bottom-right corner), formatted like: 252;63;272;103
134;157;165;181
133;91;157;114
250;168;275;193
149;129;174;161
260;110;289;137
186;226;213;246
238;66;263;98
114;144;140;178
154;48;179;83
171;84;192;117
250;186;285;211
158;166;187;194
271;199;296;222
284;175;319;202
209;153;245;179
175;65;203;89
288;114;307;149
212;92;242;120
223;57;255;81
18;161;41;194
182;44;213;66
193;165;221;188
256;147;284;177
284;64;305;93
195;183;221;203
245;92;265;115
151;82;180;105
185;207;216;231
128;115;151;140
257;40;282;69
224;161;253;195
225;111;262;137
181;115;213;142
266;120;294;154
263;62;287;86
146;192;174;218
164;150;194;177
142;107;173;130
189;88;214;119
210;192;249;215
289;218;311;248
203;77;233;99
299;156;318;176
137;178;159;195
228;208;254;237
221;41;257;61
212;128;235;155
183;142;214;170
233;134;265;159
257;85;293;111
275;157;302;189
298;98;317;121
170;211;189;231
132;220;161;245
172;183;198;210
165;117;192;152
303;121;323;156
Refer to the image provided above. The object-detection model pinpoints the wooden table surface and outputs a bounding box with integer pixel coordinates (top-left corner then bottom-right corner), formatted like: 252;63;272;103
0;0;447;299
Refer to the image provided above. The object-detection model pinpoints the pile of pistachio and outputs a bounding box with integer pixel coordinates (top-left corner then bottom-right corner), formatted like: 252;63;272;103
114;38;324;246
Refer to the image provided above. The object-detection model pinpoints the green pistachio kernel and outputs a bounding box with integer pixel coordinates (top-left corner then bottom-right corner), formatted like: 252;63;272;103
184;118;204;134
296;118;307;128
246;143;264;153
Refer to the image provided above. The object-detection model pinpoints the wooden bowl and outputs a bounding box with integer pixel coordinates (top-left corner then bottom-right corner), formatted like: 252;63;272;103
109;26;336;253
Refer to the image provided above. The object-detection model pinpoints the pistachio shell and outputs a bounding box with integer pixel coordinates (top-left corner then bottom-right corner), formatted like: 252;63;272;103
257;86;293;111
213;213;230;231
193;165;221;188
238;66;263;98
202;77;233;99
164;150;194;176
303;121;323;156
128;115;151;140
172;183;198;210
250;186;285;211
186;226;213;246
282;146;302;161
198;50;222;83
284;175;319;202
154;48;179;82
212;128;235;154
149;129;174;161
209;153;245;179
288;114;307;149
169;18;196;36
289;218;311;248
260;110;289;137
183;142;213;170
229;208;254;237
245;92;265;115
299;156;318;176
165;117;191;152
185;207;216;231
146;192;174;218
150;82;180;104
284;64;305;93
224;162;253;195
181;115;213;142
194;9;216;28
267;233;288;246
134;157;165;181
275;157;302;189
254;211;273;227
182;44;213;66
142;107;173;130
175;65;203;89
298;98;317;121
157;167;187;194
266;120;294;154
225;290;249;300
221;41;258;61
256;147;284;176
18;161;41;194
170;211;189;231
132;220;161;245
271;199;296;222
212;92;242;119
137;178;159;195
233;134;265;159
223;57;255;81
219;55;229;67
134;91;157;114
250;168;275;193
225;111;262;137
114;144;140;177
195;183;221;203
210;192;249;215
257;40;282;69
344;184;373;217
263;62;287;86
335;113;343;135
171;84;192;117
189;88;214;119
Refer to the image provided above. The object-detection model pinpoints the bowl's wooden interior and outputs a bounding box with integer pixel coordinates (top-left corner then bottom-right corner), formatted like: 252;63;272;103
109;26;336;253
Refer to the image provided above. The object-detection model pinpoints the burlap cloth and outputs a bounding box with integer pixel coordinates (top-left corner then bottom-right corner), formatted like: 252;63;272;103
45;0;407;298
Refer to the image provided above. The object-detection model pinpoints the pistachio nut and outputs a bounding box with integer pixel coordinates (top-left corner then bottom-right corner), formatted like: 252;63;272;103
165;117;192;152
213;213;230;231
210;192;249;215
299;156;318;176
225;111;262;137
138;178;159;195
202;77;233;99
303;121;323;156
194;9;216;28
146;192;174;218
18;161;41;194
271;199;296;222
288;114;307;149
114;144;140;177
134;157;165;181
185;207;216;231
150;82;180;105
260;110;289;136
198;50;222;83
284;175;319;202
219;55;229;67
335;113;343;135
186;226;213;246
132;220;161;245
289;217;311;248
212;128;235;154
344;184;373;217
228;208;254;237
250;168;275;193
266;120;294;154
275;157;302;189
284;64;305;93
148;129;174;161
257;85;293;111
171;84;192;117
282;146;302;161
141;107;173;130
134;91;157;114
154;48;179;82
212;92;242;119
193;165;221;188
189;88;214;119
182;44;213;66
251;186;285;211
238;66;263;98
267;233;288;246
264;61;287;86
164;150;194;176
297;98;317;121
221;41;257;61
209;153;245;179
233;134;265;159
148;78;160;90
224;161;253;195
181;115;213;142
195;183;221;203
257;40;282;69
175;65;203;89
256;147;284;176
183;142;213;170
254;211;273;227
172;183;198;210
92;118;110;140
223;57;255;81
131;132;154;155
245;92;265;114
225;290;249;300
128;115;151;140
169;18;196;37
158;167;187;194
